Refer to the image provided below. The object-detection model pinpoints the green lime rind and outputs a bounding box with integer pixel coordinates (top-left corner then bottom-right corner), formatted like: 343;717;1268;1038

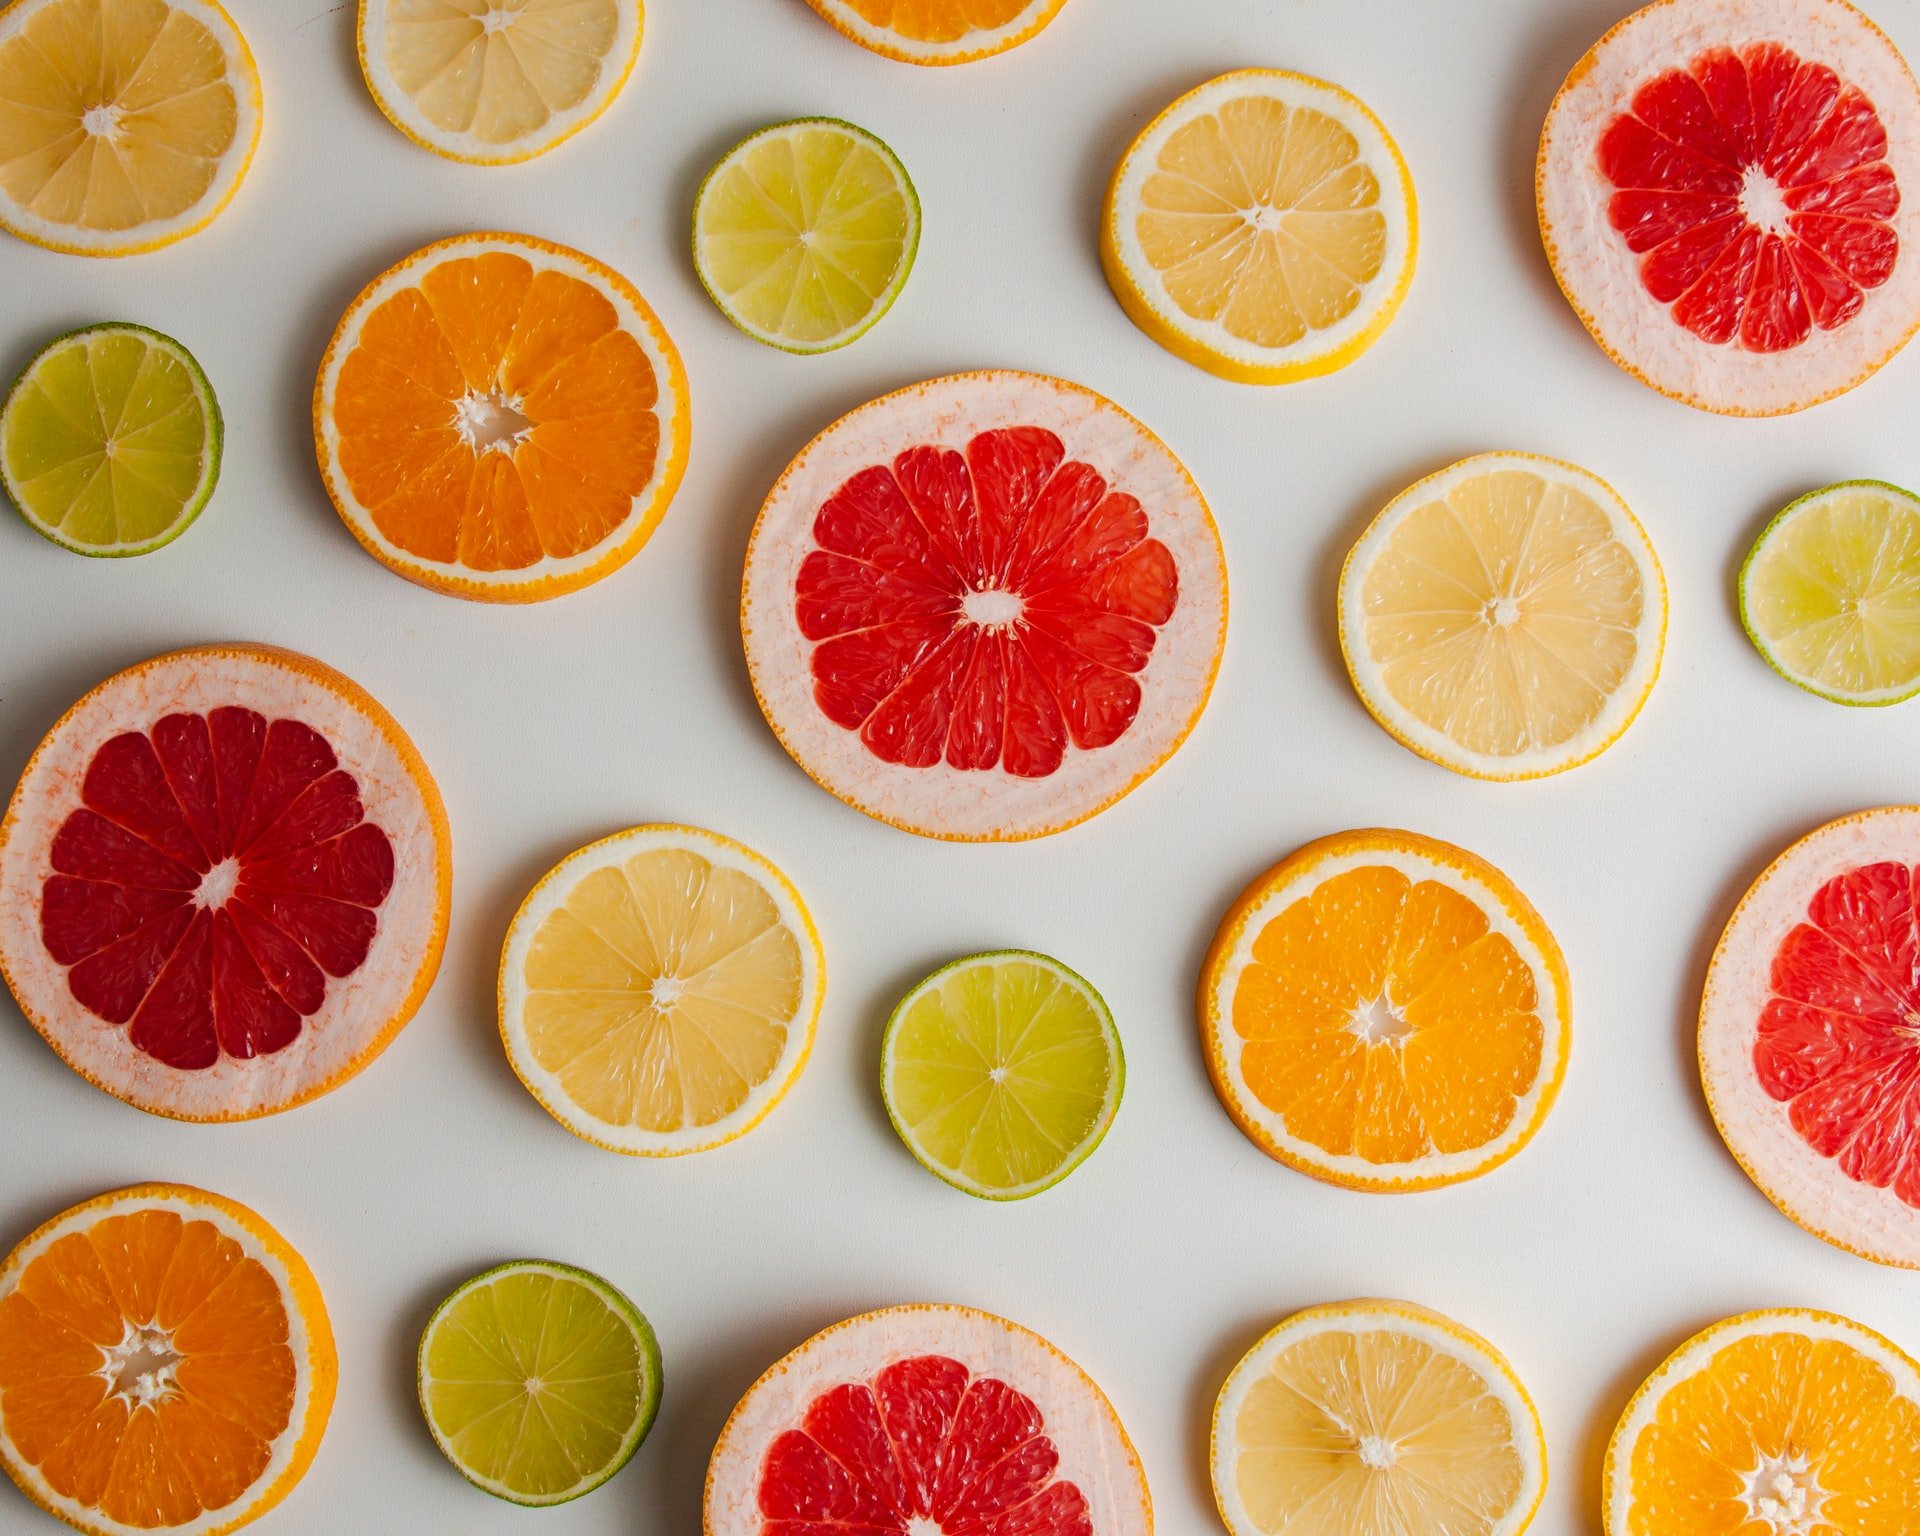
1738;479;1920;707
416;1259;662;1507
0;321;222;558
880;948;1125;1202
692;116;921;355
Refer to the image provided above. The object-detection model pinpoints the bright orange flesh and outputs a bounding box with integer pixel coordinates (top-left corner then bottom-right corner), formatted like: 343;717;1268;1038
837;0;1034;43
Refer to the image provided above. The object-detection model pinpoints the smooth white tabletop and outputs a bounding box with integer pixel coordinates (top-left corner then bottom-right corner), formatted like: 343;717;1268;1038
3;0;1919;1532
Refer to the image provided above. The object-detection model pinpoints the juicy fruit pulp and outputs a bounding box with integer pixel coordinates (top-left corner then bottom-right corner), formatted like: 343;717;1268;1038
833;0;1035;44
803;0;1068;63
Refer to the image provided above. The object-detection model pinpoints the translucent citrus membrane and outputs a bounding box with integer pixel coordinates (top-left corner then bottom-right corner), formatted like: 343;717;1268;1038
837;0;1035;45
1233;865;1542;1162
421;1267;647;1502
1361;469;1646;758
1136;94;1386;348
522;847;803;1133
1234;1327;1526;1536
383;0;620;145
3;329;210;548
1746;488;1920;698
888;958;1115;1192
1629;1331;1920;1535
0;0;240;232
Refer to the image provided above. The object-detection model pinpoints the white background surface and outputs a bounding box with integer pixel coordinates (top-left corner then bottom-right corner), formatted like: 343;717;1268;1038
2;0;1918;1532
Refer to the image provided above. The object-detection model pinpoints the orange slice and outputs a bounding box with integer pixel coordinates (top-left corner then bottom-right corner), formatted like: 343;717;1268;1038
800;0;1069;65
314;231;689;603
0;1184;335;1536
1198;829;1571;1190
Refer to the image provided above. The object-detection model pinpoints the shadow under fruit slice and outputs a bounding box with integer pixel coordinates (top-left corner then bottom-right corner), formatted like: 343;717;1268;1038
0;643;451;1119
0;1183;335;1536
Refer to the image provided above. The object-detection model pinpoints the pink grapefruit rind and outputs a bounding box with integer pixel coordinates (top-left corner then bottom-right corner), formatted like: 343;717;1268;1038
1700;805;1920;1267
0;644;451;1121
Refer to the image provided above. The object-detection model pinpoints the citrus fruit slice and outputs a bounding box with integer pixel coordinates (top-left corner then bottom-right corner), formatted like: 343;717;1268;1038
800;0;1067;65
1213;1299;1547;1536
2;323;220;556
880;950;1122;1200
0;1183;334;1536
693;117;919;354
0;643;451;1120
418;1260;661;1506
1339;452;1667;780
1739;480;1920;704
1603;1308;1920;1536
0;0;261;257
357;0;641;165
499;823;824;1156
314;231;689;603
1538;0;1920;416
1102;69;1418;385
1199;828;1572;1191
742;370;1227;841
1700;805;1920;1267
704;1304;1151;1536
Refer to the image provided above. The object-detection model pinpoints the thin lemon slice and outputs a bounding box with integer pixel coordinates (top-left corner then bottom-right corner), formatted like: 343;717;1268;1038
1339;452;1667;779
1214;1299;1547;1536
0;0;261;256
358;0;641;164
1;323;220;555
1102;69;1417;384
498;824;824;1156
418;1260;661;1506
1739;480;1920;705
693;117;919;354
881;950;1122;1199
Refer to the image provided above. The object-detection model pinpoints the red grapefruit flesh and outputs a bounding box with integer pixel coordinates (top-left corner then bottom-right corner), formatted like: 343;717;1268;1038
0;645;451;1120
744;372;1226;841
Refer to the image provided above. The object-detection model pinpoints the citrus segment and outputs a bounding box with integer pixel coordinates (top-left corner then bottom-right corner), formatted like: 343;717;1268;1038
693;118;919;353
742;371;1227;840
1538;0;1920;415
0;1184;334;1536
704;1304;1151;1536
1212;1300;1546;1536
881;950;1122;1199
1199;829;1571;1190
0;644;451;1120
314;232;689;602
800;0;1068;65
1102;70;1417;384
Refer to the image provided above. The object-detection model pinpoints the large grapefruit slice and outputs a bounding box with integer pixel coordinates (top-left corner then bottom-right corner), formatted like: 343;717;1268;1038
1700;805;1920;1266
1538;0;1920;415
0;644;451;1120
742;371;1227;841
704;1303;1151;1536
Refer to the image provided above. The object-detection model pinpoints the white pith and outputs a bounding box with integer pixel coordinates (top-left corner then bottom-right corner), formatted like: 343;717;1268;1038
805;0;1063;63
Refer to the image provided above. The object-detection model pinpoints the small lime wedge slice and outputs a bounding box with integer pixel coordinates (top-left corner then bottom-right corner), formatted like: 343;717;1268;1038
1740;480;1920;706
881;950;1123;1200
1;323;221;556
693;117;919;353
417;1260;662;1506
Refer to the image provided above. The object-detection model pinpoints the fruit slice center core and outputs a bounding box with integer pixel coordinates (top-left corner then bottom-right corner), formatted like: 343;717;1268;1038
454;390;533;454
1739;167;1792;240
1742;1451;1822;1535
961;586;1024;628
1351;994;1411;1046
1356;1433;1398;1469
195;857;240;910
81;104;121;140
101;1322;182;1407
907;1521;941;1536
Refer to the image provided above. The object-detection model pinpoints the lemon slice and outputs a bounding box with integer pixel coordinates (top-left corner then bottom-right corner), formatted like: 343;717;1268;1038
418;1260;661;1506
498;824;824;1156
1739;480;1920;705
1213;1299;1547;1536
1339;452;1667;780
358;0;642;165
0;0;262;256
1102;69;1417;384
694;118;919;354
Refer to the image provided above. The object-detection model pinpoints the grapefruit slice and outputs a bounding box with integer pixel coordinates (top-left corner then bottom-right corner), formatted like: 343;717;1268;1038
0;643;451;1121
741;371;1227;841
1700;805;1920;1267
704;1303;1151;1536
1538;0;1920;415
800;0;1069;65
0;1183;335;1536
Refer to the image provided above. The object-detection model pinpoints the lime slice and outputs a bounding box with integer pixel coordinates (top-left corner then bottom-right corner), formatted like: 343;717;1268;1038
693;117;919;353
1739;480;1920;706
1;323;221;557
417;1260;662;1506
881;950;1123;1200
